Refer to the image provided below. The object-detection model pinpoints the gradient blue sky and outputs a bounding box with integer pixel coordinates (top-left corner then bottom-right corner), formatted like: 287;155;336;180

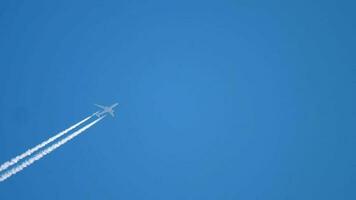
0;0;355;199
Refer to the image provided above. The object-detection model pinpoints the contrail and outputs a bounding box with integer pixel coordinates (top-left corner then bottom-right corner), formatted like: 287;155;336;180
0;116;104;182
0;115;93;173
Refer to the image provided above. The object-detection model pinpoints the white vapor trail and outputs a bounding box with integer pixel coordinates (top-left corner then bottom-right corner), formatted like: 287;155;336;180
0;115;93;173
0;116;104;182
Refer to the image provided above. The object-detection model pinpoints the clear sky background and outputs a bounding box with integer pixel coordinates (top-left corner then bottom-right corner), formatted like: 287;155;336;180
0;0;355;199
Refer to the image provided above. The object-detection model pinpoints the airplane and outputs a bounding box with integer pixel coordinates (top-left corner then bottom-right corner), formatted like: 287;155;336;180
94;103;119;117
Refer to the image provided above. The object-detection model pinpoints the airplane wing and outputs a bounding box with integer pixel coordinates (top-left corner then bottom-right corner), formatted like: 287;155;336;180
110;111;115;117
94;104;106;109
111;103;119;109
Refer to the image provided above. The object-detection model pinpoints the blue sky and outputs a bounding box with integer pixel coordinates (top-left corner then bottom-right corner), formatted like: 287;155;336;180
0;0;355;199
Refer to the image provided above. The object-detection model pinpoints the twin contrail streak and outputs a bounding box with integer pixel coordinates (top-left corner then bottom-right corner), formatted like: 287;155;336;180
0;115;93;173
0;116;104;182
